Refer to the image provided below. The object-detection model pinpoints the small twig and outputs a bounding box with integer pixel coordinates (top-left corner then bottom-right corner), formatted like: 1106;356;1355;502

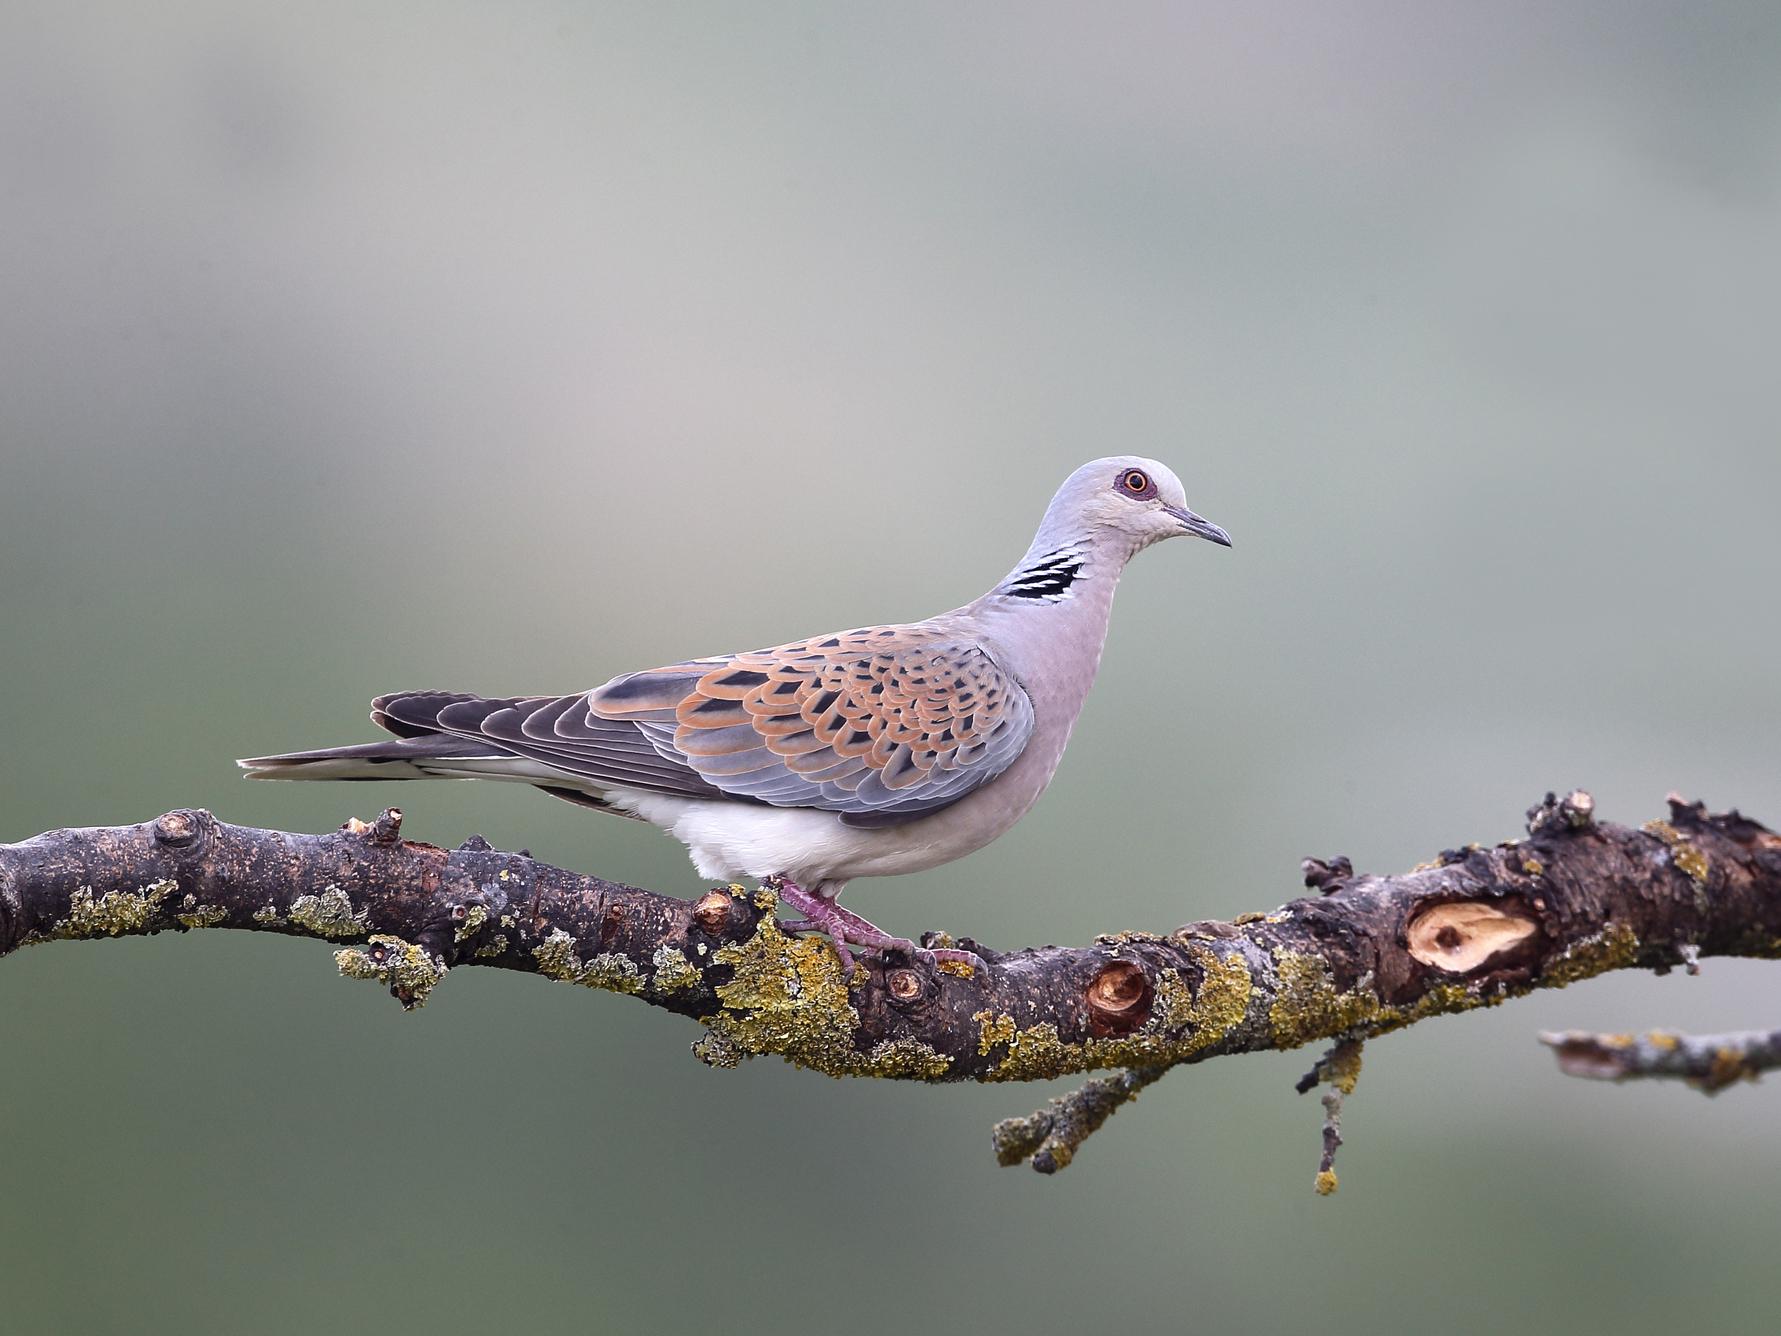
1540;1027;1781;1093
992;1066;1168;1173
1298;1038;1364;1195
1316;1093;1344;1196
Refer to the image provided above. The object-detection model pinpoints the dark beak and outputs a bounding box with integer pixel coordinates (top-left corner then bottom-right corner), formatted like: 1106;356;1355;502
1165;505;1232;548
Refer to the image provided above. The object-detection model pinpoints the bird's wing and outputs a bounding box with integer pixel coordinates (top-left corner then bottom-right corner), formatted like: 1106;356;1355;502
373;626;1034;826
594;627;1040;826
593;625;1035;825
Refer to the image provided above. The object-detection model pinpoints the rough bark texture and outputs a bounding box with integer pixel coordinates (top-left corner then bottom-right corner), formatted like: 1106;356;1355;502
3;791;1777;1174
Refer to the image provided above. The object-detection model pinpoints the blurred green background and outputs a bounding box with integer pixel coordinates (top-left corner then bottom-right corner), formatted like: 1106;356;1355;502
3;3;1778;1333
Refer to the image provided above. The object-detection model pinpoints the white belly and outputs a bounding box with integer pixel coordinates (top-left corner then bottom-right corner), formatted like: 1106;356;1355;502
604;788;1010;890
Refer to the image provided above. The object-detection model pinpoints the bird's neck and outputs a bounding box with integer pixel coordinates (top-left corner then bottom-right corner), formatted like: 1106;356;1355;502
974;534;1129;700
990;523;1139;605
989;526;1141;603
990;538;1094;602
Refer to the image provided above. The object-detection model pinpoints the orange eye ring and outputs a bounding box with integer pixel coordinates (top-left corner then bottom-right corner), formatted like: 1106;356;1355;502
1122;469;1151;493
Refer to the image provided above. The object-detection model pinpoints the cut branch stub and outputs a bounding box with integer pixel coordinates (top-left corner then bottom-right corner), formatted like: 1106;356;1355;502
152;809;203;848
1526;788;1596;835
1085;959;1154;1037
1405;901;1539;973
693;888;735;935
370;807;404;846
1302;855;1354;895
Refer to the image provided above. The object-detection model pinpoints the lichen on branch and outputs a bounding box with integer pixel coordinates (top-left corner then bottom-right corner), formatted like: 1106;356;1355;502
2;790;1777;1179
1541;1026;1781;1093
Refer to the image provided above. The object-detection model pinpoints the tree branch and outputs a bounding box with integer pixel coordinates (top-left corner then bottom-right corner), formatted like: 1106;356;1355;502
1541;1026;1781;1092
3;791;1777;1180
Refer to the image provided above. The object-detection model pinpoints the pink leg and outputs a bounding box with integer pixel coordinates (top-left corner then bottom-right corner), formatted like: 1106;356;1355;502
764;876;985;977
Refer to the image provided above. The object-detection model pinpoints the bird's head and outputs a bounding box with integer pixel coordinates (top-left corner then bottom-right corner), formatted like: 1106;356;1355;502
1042;455;1231;557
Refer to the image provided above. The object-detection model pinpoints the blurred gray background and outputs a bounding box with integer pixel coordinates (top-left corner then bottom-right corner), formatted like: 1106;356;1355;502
2;3;1777;1333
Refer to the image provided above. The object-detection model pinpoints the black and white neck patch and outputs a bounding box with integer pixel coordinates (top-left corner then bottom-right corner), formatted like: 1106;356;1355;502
999;546;1088;600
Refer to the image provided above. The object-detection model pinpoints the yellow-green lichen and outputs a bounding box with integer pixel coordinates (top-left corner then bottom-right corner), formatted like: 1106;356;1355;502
1164;949;1253;1058
977;1010;1018;1057
650;944;701;993
1675;844;1709;887
969;918;1653;1079
972;1017;1071;1082
704;919;863;1073
176;893;228;930
1094;929;1175;948
334;934;447;1007
582;953;645;992
531;929;644;993
532;929;580;981
44;880;177;940
1268;949;1388;1049
252;903;283;926
1413;981;1489;1020
288;886;366;940
1323;1040;1364;1095
1314;1169;1339;1196
861;1038;955;1079
696;917;952;1079
453;904;489;944
474;933;509;959
1707;1046;1755;1090
1643;819;1709;890
1544;921;1641;987
1264;947;1537;1051
691;1030;744;1068
971;946;1255;1082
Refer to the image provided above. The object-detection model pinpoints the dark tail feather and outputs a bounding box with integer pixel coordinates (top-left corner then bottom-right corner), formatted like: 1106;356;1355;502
238;735;508;781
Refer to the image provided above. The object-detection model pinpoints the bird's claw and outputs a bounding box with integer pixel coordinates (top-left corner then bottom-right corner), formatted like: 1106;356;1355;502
914;945;988;977
764;878;983;980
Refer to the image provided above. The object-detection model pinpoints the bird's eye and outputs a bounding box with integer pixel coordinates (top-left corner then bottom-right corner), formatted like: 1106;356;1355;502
1120;469;1152;496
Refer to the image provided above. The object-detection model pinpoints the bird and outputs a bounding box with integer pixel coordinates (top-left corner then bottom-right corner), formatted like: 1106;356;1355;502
240;456;1230;973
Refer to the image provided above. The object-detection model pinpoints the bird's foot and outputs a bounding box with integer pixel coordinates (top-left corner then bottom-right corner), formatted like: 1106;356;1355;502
764;878;986;979
764;878;860;975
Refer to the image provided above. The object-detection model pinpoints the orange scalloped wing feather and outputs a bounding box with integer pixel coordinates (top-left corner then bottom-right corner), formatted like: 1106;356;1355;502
590;625;1033;823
